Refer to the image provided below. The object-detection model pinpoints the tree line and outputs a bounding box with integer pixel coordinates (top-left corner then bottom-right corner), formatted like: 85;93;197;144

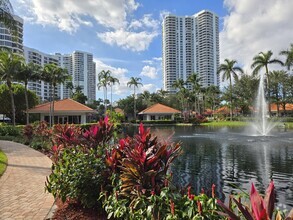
116;44;293;120
0;50;70;126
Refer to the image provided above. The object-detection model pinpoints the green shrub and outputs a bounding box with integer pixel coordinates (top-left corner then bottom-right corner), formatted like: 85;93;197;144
0;125;21;136
138;120;177;125
46;147;106;208
0;149;8;176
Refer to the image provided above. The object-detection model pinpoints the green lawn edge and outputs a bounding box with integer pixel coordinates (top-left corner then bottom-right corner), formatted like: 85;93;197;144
201;121;293;128
201;121;249;126
0;149;8;176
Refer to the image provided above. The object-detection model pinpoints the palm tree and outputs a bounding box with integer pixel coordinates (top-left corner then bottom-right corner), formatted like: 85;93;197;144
218;59;244;121
66;81;74;98
251;51;283;116
97;70;111;113
157;89;168;98
141;90;151;106
108;75;119;111
206;85;220;115
0;1;17;37
173;79;186;111
17;62;42;124
127;77;142;121
42;64;69;126
269;70;287;116
280;44;293;71
0;50;23;125
187;73;202;113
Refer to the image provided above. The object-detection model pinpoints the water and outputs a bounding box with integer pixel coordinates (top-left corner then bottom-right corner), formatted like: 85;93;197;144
252;72;276;135
124;125;293;209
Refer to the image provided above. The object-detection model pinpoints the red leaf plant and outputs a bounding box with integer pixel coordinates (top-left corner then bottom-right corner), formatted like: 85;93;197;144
106;123;182;199
53;123;82;147
217;180;281;220
82;116;114;149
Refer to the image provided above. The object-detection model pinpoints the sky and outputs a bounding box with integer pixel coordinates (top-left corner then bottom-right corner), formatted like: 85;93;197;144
10;0;293;102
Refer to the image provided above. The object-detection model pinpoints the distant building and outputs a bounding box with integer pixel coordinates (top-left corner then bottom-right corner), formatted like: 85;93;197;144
24;46;59;101
0;0;23;53
162;10;219;93
24;47;96;103
70;51;96;103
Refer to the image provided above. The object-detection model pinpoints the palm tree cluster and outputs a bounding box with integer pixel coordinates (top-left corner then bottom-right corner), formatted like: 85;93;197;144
0;50;69;126
97;70;119;113
172;73;221;117
127;77;142;120
219;43;293;119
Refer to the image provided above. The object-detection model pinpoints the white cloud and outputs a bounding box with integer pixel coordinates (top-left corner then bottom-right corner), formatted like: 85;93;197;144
140;84;157;93
142;57;162;65
14;0;159;51
94;59;130;96
129;14;159;30
97;29;158;52
140;65;158;79
221;0;293;71
14;0;139;32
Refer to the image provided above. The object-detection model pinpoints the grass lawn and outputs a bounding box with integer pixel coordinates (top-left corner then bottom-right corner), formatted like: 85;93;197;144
201;121;293;129
201;121;249;127
0;149;8;176
285;122;293;129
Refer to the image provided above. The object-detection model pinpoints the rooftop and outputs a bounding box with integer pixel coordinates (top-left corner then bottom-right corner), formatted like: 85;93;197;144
28;99;95;113
139;103;180;114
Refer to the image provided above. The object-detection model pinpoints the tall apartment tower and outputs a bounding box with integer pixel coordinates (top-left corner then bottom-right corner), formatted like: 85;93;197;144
0;0;23;53
162;10;219;93
24;46;59;101
24;48;96;103
71;51;96;103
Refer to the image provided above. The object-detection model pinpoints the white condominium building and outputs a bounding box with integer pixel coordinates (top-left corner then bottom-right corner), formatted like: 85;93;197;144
162;10;219;93
70;51;96;103
0;0;23;53
24;46;59;101
24;47;96;103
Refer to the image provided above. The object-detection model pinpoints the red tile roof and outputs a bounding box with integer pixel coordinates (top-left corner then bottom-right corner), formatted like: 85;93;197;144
28;99;95;113
271;103;293;111
139;103;180;114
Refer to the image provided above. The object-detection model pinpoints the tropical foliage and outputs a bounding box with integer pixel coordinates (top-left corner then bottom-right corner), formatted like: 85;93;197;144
127;77;143;120
0;50;24;125
0;84;38;124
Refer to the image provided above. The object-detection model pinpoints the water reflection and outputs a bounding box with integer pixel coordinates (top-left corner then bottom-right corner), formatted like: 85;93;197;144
123;125;293;209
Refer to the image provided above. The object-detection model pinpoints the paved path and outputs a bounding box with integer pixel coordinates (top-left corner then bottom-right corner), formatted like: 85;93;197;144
0;141;54;219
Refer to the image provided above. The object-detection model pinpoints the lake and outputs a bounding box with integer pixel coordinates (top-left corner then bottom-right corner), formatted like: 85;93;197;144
124;125;293;210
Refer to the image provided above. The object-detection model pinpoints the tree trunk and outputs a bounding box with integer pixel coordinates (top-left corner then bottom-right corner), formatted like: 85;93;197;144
229;77;233;121
110;84;113;112
265;65;271;117
134;87;136;121
24;82;29;125
52;85;55;125
104;86;107;113
8;83;16;126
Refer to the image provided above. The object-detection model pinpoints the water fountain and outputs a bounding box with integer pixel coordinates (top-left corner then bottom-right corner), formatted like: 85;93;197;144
251;72;276;136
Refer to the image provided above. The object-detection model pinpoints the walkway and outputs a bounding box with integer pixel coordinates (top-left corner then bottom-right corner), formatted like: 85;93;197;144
0;141;54;219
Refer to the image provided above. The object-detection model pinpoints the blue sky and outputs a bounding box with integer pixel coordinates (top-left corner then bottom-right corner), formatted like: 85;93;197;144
10;0;293;101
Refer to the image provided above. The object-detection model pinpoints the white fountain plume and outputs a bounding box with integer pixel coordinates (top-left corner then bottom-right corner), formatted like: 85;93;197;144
252;72;276;136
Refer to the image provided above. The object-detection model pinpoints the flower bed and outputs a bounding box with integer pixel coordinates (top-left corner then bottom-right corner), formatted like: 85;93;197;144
22;118;293;219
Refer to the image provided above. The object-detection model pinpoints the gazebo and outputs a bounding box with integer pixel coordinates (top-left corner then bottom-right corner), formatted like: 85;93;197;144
27;99;95;124
138;103;180;121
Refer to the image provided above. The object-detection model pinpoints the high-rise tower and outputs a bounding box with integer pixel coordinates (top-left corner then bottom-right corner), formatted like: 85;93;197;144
162;10;219;93
24;47;96;103
0;0;23;53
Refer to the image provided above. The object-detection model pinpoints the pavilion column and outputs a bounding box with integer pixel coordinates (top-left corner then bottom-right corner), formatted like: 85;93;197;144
81;114;86;124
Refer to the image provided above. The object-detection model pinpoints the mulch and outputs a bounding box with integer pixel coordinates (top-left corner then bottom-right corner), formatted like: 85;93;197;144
52;199;107;220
